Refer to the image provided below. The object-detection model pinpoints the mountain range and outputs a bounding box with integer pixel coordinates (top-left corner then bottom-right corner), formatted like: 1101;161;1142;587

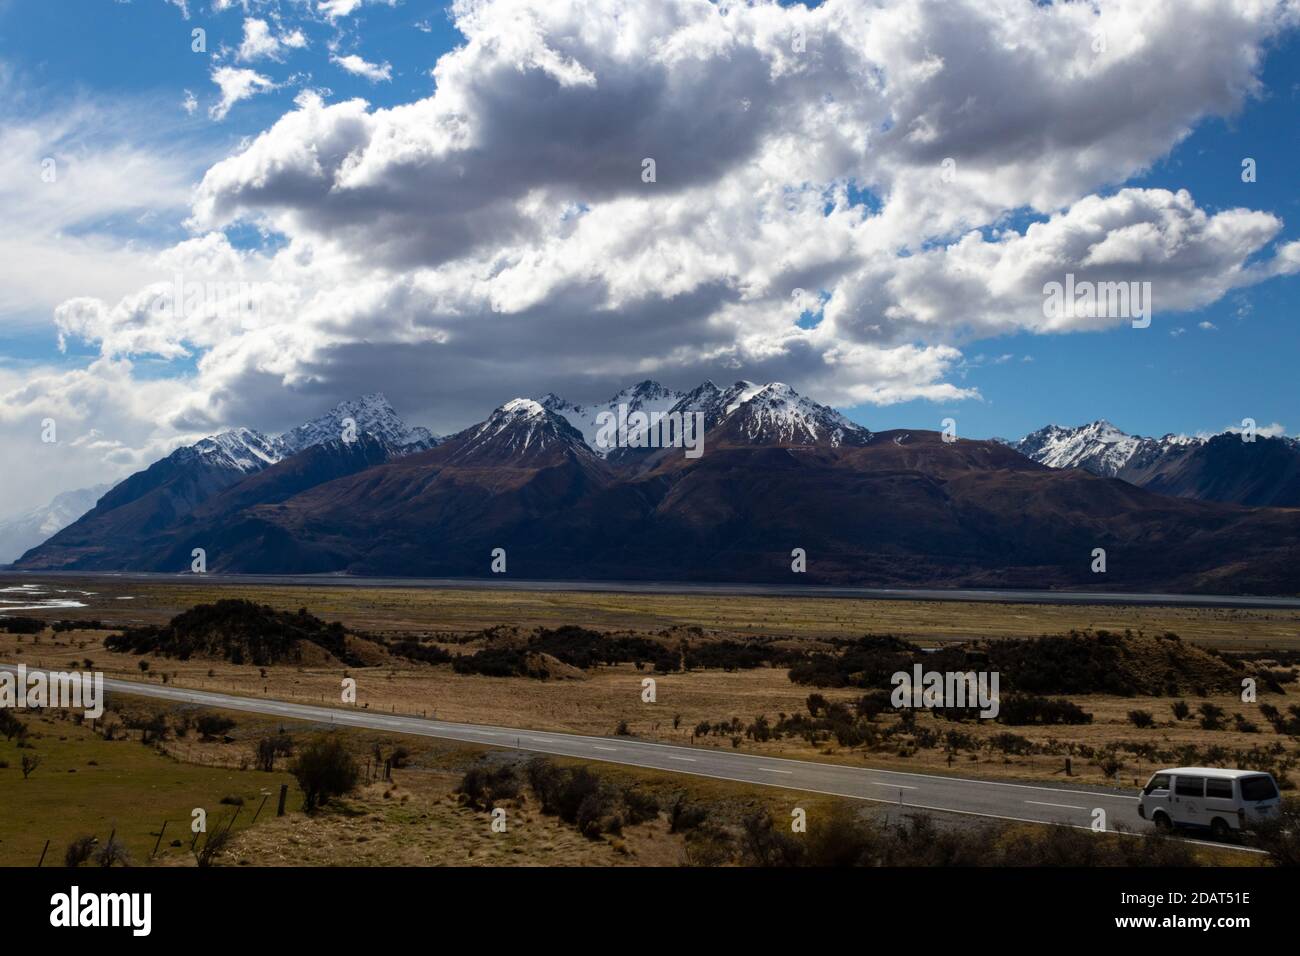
10;384;1300;594
1007;421;1300;507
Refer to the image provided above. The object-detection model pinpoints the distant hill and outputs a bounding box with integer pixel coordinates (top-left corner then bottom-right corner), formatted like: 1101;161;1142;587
104;599;380;667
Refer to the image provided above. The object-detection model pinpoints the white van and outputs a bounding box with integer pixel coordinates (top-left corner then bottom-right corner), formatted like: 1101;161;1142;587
1138;767;1282;839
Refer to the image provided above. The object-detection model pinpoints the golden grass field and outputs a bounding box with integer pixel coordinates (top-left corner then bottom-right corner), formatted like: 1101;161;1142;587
6;622;1296;790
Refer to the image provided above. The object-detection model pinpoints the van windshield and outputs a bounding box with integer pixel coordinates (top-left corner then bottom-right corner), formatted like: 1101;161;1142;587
1240;776;1278;801
1143;774;1170;794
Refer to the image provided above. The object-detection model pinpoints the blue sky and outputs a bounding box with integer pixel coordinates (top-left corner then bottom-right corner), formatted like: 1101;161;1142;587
1;0;1299;515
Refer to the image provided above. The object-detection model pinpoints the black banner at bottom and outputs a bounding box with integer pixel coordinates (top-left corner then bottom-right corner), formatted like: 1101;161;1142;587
0;865;1285;942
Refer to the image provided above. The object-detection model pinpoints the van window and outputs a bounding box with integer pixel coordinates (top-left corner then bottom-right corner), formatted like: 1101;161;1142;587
1205;778;1233;799
1174;776;1204;797
1240;776;1278;802
1144;774;1170;794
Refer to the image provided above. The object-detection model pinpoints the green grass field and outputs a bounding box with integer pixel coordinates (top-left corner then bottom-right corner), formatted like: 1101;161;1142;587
0;713;298;867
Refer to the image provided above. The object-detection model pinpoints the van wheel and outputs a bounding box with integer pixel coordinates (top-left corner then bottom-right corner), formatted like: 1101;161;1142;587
1209;818;1231;841
1152;811;1172;832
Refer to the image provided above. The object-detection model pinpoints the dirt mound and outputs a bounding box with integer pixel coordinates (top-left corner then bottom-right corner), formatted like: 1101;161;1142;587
520;652;587;681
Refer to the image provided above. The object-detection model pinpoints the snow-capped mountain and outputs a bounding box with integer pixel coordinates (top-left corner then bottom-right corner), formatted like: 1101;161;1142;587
0;484;111;564
541;380;685;456
1008;420;1300;506
1009;421;1200;477
10;394;437;568
540;379;870;454
448;398;596;465
280;393;436;456
181;427;287;474
710;381;872;447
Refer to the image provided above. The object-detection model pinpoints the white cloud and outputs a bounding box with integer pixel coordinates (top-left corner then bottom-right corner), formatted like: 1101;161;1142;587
330;53;392;83
209;66;277;120
237;18;308;63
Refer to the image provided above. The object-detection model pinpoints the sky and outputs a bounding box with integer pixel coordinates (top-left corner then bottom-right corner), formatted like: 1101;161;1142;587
1;0;1299;516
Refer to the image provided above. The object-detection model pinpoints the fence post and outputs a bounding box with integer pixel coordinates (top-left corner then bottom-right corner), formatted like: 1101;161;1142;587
37;839;50;868
151;820;168;859
276;783;288;817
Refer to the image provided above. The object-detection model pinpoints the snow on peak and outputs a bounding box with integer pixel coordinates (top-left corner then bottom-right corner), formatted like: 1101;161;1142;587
538;379;870;453
540;381;686;457
498;398;547;419
191;427;286;474
455;397;590;461
1013;420;1205;476
718;381;871;447
280;392;435;454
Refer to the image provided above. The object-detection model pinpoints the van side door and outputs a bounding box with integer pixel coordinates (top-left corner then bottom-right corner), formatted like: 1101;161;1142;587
1203;776;1237;829
1173;774;1204;827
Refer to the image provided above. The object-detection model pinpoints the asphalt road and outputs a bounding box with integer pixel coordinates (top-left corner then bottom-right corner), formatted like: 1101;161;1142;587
4;569;1300;608
3;665;1163;840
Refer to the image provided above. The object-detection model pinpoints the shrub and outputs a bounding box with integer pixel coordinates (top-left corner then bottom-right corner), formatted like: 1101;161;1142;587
1198;702;1225;731
998;694;1092;726
457;764;522;811
291;735;360;812
1248;797;1300;865
63;836;96;868
196;715;236;741
1128;710;1155;729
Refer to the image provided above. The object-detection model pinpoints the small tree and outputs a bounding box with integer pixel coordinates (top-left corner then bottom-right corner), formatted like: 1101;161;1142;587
291;735;360;812
20;754;41;779
254;737;278;773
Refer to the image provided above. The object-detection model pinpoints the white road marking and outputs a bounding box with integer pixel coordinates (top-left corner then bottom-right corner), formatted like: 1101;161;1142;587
756;767;793;774
1025;800;1088;810
668;756;696;762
